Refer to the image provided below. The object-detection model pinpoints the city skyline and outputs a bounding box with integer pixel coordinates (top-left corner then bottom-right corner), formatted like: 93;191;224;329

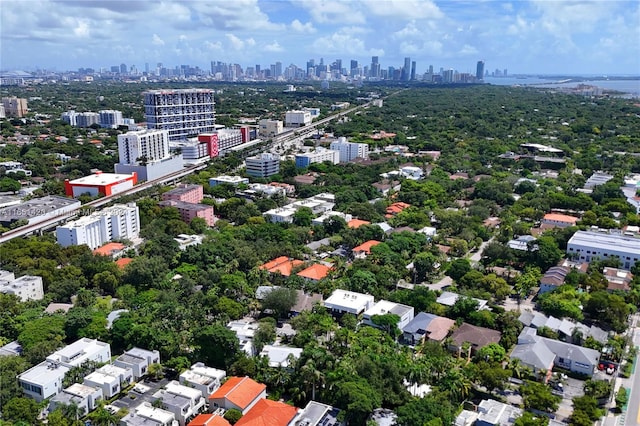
1;0;639;75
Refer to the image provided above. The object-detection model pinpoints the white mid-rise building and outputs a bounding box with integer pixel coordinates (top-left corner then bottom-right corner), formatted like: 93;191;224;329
567;230;640;270
329;137;369;162
285;110;312;127
0;273;44;301
144;89;215;142
118;129;171;165
295;149;340;168
56;203;140;250
18;338;111;402
98;110;124;128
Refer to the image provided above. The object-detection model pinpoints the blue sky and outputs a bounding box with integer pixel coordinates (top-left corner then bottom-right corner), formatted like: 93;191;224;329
1;0;639;75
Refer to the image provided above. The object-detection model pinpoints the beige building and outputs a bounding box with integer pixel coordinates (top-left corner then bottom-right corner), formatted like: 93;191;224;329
2;97;28;117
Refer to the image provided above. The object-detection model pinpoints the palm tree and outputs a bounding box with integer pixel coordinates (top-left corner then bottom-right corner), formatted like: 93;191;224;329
88;405;119;426
300;359;324;400
439;368;472;401
147;363;164;381
62;401;84;423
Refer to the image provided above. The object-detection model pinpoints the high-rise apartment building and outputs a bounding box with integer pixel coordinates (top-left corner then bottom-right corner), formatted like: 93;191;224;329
2;97;28;117
403;57;411;81
143;89;215;142
476;60;485;81
329;137;369;163
370;56;380;78
118;129;170;165
411;61;416;81
98;110;124;128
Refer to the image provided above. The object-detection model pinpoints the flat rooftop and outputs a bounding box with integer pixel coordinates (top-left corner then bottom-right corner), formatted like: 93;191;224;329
164;185;201;196
68;172;136;186
364;300;413;317
19;361;70;384
324;289;374;309
66;382;99;398
568;230;640;255
0;195;80;222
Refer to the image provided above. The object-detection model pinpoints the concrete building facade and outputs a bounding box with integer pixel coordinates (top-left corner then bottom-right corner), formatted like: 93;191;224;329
245;153;280;178
144;89;215;142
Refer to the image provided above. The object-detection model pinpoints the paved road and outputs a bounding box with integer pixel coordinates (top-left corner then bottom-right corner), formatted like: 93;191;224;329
625;314;640;426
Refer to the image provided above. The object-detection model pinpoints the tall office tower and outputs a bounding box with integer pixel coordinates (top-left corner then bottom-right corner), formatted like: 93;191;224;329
143;89;215;142
410;61;416;81
429;65;434;74
120;63;127;74
145;63;150;74
403;57;411;81
370;56;379;78
255;65;261;76
306;59;315;77
350;60;358;72
476;60;485;80
503;69;508;77
275;62;283;78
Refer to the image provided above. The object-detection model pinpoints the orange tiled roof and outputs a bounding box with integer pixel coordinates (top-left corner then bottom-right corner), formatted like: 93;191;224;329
347;218;371;229
543;213;578;224
352;240;381;254
209;377;266;410
115;257;133;269
235;399;298;426
386;202;411;215
259;256;304;277
93;242;126;256
297;264;332;281
188;414;231;426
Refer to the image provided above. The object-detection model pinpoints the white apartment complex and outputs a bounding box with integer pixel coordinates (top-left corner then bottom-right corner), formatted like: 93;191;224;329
144;89;215;142
329;137;369;163
98;109;124;128
114;347;161;380
179;362;226;399
567;230;640;270
56;203;140;250
18;338;112;402
264;193;335;223
295;149;340;168
0;271;44;301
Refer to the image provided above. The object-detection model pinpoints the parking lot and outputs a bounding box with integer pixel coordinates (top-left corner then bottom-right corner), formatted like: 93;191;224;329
555;377;585;420
111;377;170;413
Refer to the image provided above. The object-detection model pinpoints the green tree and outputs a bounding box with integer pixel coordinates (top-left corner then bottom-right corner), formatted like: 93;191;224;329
333;379;382;425
224;408;243;424
371;313;401;340
395;394;456;426
446;258;471;281
521;381;561;412
2;396;41;424
292;207;314;226
195;324;240;369
262;287;298;318
514;411;549;426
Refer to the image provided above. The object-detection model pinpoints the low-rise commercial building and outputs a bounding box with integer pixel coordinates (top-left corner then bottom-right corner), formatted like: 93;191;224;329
244;153;280;178
64;171;138;198
209;176;249;187
567;230;640;270
285;110;312;127
295;149;339;168
258;119;283;138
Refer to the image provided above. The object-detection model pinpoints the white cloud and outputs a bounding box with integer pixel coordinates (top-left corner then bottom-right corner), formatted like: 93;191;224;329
365;0;443;19
226;34;245;50
204;40;223;50
264;41;284;52
291;19;316;33
152;34;165;46
459;44;479;56
392;21;422;40
73;19;90;38
300;0;365;24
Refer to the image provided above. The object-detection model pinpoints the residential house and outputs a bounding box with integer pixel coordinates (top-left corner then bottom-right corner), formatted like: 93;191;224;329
49;383;103;416
290;401;342;426
235;399;298;426
188;414;230;426
83;364;132;399
258;345;303;368
290;290;323;316
402;312;455;345
296;264;332;282
152;381;206;426
114;347;160;380
475;399;523;426
259;256;304;277
538;266;570;294
227;319;259;355
120;401;178;426
208;377;267;415
179;363;226;399
323;289;375;315
507;235;537;251
541;213;579;228
347;218;371;229
93;242;127;258
352;240;381;259
603;267;633;292
362;300;415;331
510;328;600;377
385;202;411;218
449;323;502;356
436;291;489;310
18;338;111;402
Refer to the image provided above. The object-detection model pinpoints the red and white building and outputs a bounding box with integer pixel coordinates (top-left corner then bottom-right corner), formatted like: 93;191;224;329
64;171;137;198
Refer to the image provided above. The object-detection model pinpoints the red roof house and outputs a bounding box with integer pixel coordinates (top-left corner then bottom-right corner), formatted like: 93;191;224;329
209;377;267;414
235;399;298;426
188;414;231;426
297;264;332;282
352;240;381;258
259;256;304;277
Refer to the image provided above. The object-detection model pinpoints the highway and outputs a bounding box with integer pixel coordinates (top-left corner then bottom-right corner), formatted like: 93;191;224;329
0;91;399;245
